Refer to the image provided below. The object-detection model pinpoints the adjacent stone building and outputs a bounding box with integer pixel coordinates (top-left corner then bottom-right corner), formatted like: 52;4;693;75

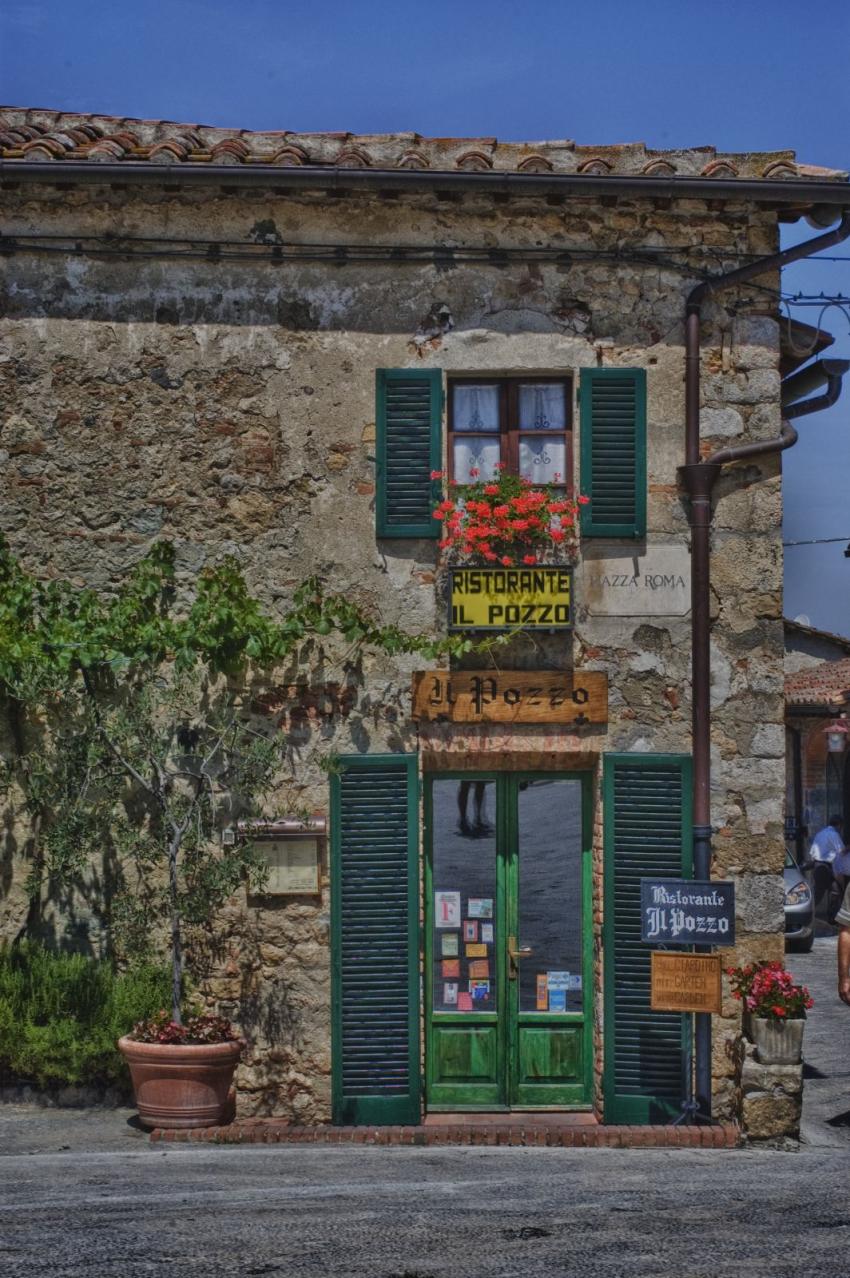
785;621;850;867
1;107;848;1126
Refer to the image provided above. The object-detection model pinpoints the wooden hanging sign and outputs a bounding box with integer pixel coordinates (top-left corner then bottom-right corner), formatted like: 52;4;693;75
650;952;722;1014
411;670;608;725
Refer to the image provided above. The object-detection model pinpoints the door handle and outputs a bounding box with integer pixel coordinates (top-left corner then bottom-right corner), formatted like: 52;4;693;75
507;935;533;978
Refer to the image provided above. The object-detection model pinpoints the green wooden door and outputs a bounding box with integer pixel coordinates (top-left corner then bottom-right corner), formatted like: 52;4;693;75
331;755;420;1125
425;773;592;1111
602;754;693;1124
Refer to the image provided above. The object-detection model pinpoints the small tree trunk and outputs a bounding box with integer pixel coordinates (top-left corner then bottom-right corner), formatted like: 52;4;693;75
168;830;183;1024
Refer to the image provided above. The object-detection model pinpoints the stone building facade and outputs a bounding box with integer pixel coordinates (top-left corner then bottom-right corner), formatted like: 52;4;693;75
1;108;848;1125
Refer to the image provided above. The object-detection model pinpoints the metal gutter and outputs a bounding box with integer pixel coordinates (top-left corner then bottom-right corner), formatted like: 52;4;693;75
686;212;850;466
706;363;847;466
781;358;850;408
706;420;799;467
1;159;849;205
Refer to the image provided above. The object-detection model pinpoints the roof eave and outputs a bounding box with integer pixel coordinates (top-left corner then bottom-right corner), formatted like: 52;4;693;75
2;159;849;207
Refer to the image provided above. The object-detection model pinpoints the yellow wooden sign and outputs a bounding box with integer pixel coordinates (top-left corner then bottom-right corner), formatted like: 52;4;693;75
411;670;608;725
650;952;722;1014
448;567;573;631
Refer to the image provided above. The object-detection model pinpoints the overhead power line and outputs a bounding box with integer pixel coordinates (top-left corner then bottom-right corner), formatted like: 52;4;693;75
783;536;850;548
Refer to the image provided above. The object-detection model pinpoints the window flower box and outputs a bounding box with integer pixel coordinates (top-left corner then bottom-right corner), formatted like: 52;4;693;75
431;464;588;568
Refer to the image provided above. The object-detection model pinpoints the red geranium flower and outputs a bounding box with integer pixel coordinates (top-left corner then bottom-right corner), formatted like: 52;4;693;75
431;469;582;567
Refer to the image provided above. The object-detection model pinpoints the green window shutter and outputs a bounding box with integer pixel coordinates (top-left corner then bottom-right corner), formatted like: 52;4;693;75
331;754;420;1125
376;368;442;538
602;753;693;1124
580;368;647;538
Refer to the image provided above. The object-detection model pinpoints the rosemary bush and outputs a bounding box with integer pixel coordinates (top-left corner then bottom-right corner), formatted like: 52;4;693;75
0;943;170;1088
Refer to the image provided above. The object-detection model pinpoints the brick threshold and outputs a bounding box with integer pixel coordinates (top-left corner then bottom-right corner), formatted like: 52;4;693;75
149;1119;740;1148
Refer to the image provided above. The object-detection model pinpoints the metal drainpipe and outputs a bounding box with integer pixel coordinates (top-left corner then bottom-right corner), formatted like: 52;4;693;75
678;209;850;1119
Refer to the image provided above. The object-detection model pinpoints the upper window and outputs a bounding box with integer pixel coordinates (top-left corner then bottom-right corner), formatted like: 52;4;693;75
448;377;572;493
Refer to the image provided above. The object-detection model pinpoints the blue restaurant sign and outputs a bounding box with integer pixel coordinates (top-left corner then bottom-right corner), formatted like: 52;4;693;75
639;878;736;947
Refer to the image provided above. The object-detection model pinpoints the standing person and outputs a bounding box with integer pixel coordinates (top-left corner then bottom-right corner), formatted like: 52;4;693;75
809;815;846;920
837;881;850;1006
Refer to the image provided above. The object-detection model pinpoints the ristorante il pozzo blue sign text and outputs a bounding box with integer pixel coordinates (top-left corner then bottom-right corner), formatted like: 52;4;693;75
639;879;736;947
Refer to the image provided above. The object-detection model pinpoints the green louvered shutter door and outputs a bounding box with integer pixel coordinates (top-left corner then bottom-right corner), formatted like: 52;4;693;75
331;755;420;1125
603;754;693;1124
376;369;442;537
580;368;647;538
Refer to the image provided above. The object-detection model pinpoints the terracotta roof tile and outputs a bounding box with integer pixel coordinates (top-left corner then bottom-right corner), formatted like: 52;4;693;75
0;106;846;181
786;657;850;706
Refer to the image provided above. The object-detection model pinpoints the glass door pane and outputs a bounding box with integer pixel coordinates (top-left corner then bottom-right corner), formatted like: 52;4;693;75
516;778;584;1013
431;779;498;1013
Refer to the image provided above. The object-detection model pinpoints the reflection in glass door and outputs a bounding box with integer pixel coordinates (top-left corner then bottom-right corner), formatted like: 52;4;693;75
427;778;503;1106
511;778;590;1106
425;773;591;1111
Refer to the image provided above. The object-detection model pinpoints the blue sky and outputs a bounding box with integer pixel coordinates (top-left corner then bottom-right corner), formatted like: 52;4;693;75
3;0;850;629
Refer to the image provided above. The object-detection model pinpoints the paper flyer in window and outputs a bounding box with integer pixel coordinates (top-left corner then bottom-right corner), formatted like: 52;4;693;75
435;891;461;928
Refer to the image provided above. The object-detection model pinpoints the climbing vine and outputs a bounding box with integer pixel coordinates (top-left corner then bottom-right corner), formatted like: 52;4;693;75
0;537;487;700
0;539;497;1021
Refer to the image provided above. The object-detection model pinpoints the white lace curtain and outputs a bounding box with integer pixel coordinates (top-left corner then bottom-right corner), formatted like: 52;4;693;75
518;383;566;430
453;384;500;431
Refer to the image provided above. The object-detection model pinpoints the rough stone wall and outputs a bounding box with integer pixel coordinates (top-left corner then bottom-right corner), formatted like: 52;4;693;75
734;1037;803;1145
0;183;786;1118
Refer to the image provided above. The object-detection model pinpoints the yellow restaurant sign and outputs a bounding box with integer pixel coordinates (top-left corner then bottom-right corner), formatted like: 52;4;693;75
448;567;573;631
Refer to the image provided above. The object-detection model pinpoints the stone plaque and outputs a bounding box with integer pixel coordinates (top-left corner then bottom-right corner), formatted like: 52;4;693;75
261;838;321;896
650;952;722;1014
583;546;690;617
411;670;608;724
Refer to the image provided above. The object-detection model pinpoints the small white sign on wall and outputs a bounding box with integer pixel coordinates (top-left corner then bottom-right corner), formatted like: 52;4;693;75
583;546;691;617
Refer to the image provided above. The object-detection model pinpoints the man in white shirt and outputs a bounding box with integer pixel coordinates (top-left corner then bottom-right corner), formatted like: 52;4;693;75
810;816;846;920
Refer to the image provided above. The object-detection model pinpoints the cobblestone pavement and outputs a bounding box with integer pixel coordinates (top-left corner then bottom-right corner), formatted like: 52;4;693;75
0;937;847;1277
2;1142;849;1277
786;933;850;1147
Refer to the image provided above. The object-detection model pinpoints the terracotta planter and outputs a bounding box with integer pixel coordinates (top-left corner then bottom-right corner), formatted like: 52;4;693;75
118;1035;242;1129
749;1016;805;1066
